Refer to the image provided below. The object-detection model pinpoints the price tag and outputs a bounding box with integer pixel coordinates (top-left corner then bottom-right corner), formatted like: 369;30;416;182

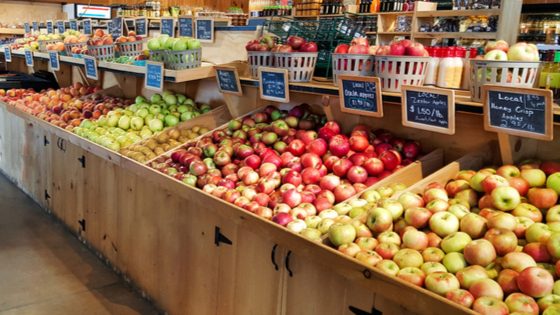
83;19;92;36
24;23;30;34
109;17;123;39
258;67;289;103
46;20;53;34
338;75;382;118
483;85;553;141
401;85;455;135
145;61;164;91
48;50;60;71
196;18;214;43
24;49;34;67
135;17;147;36
4;45;11;62
178;16;193;37
160;18;175;38
215;66;242;96
32;21;38;32
70;20;78;31
57;20;65;34
84;56;98;80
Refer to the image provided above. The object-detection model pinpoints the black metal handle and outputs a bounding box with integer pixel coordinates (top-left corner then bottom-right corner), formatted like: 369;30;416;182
78;155;85;168
285;250;293;277
271;244;279;270
78;219;86;232
45;190;50;201
57;138;66;152
214;226;232;247
44;135;49;146
349;306;382;315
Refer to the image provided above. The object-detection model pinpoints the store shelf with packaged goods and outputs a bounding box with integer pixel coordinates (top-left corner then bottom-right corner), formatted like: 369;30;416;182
415;9;502;17
413;31;497;39
378;31;411;36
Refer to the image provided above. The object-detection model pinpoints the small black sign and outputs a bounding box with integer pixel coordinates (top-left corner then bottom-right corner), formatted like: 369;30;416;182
32;21;38;32
57;21;65;34
47;21;53;34
160;18;174;37
136;18;147;36
488;90;546;135
24;23;30;34
109;17;123;39
341;79;378;114
261;70;287;101
216;68;241;95
83;20;92;35
179;17;193;37
196;19;213;41
70;20;78;31
405;90;449;129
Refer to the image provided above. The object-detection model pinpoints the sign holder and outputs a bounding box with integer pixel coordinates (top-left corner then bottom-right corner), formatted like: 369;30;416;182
57;20;65;34
24;49;34;67
83;19;92;36
401;85;455;135
195;18;214;43
145;61;164;92
4;45;11;62
258;67;289;103
135;17;147;37
178;16;194;37
32;21;39;32
160;18;175;38
338;75;383;118
84;56;99;80
48;50;60;71
215;66;242;96
24;23;30;34
46;20;53;34
70;20;78;31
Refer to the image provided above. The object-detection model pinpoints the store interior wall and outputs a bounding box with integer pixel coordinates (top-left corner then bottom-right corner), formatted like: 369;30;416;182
0;1;62;26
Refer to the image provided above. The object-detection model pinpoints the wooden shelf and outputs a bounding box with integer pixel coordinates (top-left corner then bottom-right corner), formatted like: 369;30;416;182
0;28;26;35
415;9;501;17
378;11;414;15
413;32;497;39
378;32;411;35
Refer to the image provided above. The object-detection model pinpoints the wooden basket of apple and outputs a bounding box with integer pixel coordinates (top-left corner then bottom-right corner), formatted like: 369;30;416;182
470;41;540;103
374;40;430;93
246;36;277;79
332;38;377;86
115;31;143;57
320;142;560;315
273;36;319;83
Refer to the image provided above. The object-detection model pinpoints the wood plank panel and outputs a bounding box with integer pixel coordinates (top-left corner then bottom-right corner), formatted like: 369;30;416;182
23;121;51;210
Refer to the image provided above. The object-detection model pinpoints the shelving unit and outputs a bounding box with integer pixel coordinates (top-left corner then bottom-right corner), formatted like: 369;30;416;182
0;28;26;36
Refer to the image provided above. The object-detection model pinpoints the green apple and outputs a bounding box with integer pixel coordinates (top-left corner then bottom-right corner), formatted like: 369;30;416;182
442;252;467;274
168;105;177;112
135;96;147;104
150;93;162;103
118;116;131;130
121;140;134;147
131;136;142;143
176;94;187;104
161;108;171;115
164;94;177;106
170;111;181;118
177;105;189;113
200;104;212;112
548;173;560;195
136;108;149;119
149;118;164;132
164;114;179;127
98;116;108;126
107;115;120;127
181;111;194;121
107;141;120;151
144;114;154;125
130;117;144;130
147;38;161;50
140;129;153;138
116;135;128;144
124;110;134;117
328;223;356;247
149;104;161;115
441;232;472;253
157;34;169;46
164;37;177;50
138;102;150;109
173;37;189;51
187;38;201;49
80;119;94;129
162;90;174;97
184;98;195;106
128;104;138;112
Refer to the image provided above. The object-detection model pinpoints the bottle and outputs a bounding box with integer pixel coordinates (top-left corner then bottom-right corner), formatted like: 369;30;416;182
541;50;555;89
551;51;560;100
461;47;477;90
426;47;442;85
320;1;325;14
437;48;455;88
371;0;379;12
380;0;386;12
452;47;464;89
324;0;330;14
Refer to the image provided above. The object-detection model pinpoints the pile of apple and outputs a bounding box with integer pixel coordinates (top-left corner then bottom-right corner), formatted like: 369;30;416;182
63;33;88;55
87;29;114;47
477;40;539;84
148;104;423;229
334;39;428;57
333;37;377;55
147;34;202;52
246;35;318;53
327;160;560;315
0;83;102;130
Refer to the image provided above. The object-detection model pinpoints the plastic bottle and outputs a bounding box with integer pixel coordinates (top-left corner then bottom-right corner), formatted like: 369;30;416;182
461;47;477;90
452;47;464;89
425;47;441;86
437;47;455;88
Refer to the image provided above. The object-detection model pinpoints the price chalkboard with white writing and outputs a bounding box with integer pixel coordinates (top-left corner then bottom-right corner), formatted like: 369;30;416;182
215;66;242;96
338;75;383;118
136;17;147;36
258;67;289;103
483;85;553;141
196;18;214;43
70;20;78;31
24;49;33;67
160;18;175;37
32;22;38;32
109;17;123;39
402;85;455;135
57;20;65;34
178;16;193;37
4;45;11;62
24;23;30;34
46;21;53;34
48;50;60;71
83;20;92;35
145;61;164;91
84;56;98;80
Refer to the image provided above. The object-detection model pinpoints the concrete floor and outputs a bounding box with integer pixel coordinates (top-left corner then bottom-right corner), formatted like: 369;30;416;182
0;173;158;315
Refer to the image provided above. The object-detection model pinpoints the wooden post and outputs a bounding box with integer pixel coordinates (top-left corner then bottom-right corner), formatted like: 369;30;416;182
497;0;522;43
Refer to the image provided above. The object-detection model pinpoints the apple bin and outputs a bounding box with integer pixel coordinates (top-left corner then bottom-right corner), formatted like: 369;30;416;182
331;53;375;86
247;51;275;79
374;55;430;93
88;43;116;61
115;41;143;57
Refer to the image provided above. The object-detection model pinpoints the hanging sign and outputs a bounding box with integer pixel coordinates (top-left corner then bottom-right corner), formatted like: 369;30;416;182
136;17;147;36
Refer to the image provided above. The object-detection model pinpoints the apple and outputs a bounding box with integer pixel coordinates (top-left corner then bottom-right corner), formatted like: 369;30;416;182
429;212;459;237
441;231;472;254
375;242;399;260
470;170;493;192
366;207;393;234
518;267;554;298
300;228;322;240
485;228;518;256
355;250;383;266
448;204;470;220
393;249;423;269
513;203;543;223
463;239;497;267
426;199;450;214
446;289;475;309
498;269;520;296
492;186;521;211
457;265;490;290
442;252;467;274
446;180;470;198
502;252;537;273
485;40;509;53
333;184;357;203
422;247;445;263
547;232;560;260
470;279;504;300
488;213;517;231
482;175;510;195
355;237;378;251
328;223;356;247
420;262;447;275
403;229;428;251
521;169;547;187
397;192;425;210
404;207;432;229
376;259;400;276
547;172;560;195
425;272;460;296
485;49;508;60
527;223;554;244
377;231;401;246
405;43;426;57
549;206;560;223
338;242;361;257
389;42;405;56
508;42;538;61
397;267;425;287
528;188;558;209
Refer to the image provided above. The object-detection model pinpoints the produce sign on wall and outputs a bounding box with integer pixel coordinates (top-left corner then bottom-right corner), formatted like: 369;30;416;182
179;16;193;37
258;67;289;103
483;85;553;141
215;66;242;96
402;85;455;135
160;18;175;38
83;20;92;36
145;61;164;91
84;56;98;80
338;75;382;118
48;50;59;71
196;18;214;43
135;17;147;36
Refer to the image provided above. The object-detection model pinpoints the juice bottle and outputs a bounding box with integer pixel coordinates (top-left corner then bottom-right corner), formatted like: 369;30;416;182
437;47;455;88
551;51;560;101
452;47;464;89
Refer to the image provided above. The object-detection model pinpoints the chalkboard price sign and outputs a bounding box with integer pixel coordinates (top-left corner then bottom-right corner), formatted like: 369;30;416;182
136;18;147;36
49;50;60;71
196;18;214;43
4;45;11;63
24;49;33;67
83;20;92;35
160;18;175;38
32;22;38;32
70;20;78;31
24;23;30;34
178;16;193;37
402;85;455;135
145;61;164;91
338;75;383;118
258;67;289;103
46;21;53;34
109;17;123;39
84;56;98;80
57;20;65;34
215;66;242;96
483;85;553;141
